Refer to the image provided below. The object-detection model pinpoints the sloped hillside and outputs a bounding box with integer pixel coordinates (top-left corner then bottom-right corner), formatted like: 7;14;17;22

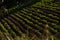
0;0;60;40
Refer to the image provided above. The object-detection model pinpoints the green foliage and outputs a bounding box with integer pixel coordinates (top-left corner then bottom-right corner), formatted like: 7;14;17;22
0;0;60;40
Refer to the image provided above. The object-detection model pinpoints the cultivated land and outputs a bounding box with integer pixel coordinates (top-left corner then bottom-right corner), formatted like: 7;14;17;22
0;0;60;40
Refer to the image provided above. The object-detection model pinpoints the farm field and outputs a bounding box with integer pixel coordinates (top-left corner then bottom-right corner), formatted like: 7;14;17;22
0;0;60;40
